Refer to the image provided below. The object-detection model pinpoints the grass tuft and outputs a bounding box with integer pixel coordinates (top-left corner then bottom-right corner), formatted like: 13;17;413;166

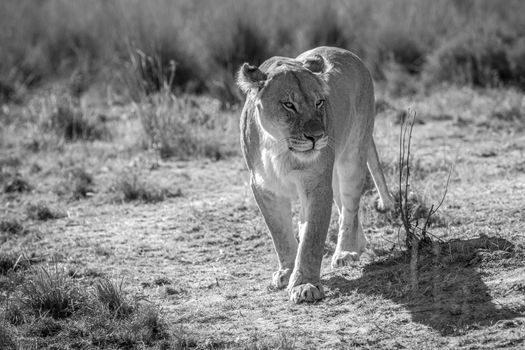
130;305;170;344
0;253;27;275
0;218;26;235
2;173;31;193
95;278;134;318
0;156;21;170
138;91;238;160
47;96;109;142
0;325;17;350
245;332;297;350
113;172;182;203
21;266;83;319
0;263;172;348
4;301;26;325
26;202;65;221
28;316;63;337
383;189;448;230
56;167;95;199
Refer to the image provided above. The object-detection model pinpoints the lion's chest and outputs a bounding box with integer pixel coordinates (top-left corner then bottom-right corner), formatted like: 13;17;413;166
251;150;302;198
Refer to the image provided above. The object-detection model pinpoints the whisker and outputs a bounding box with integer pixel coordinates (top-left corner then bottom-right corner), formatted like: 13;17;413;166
269;138;286;149
326;136;336;150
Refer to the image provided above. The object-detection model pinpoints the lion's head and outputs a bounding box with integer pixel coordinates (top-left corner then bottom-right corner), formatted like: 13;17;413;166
237;55;332;162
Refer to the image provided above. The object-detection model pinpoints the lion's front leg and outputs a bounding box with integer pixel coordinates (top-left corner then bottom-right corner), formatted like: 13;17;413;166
288;179;333;303
251;184;298;289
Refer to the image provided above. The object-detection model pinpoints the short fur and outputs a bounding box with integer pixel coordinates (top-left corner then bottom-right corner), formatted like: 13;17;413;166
237;46;393;303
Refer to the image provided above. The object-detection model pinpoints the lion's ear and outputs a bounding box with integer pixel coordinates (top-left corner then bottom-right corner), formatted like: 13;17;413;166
302;55;331;94
236;63;267;94
301;55;326;74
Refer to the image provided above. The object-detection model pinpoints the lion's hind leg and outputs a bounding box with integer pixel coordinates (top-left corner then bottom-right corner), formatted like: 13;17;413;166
331;152;368;268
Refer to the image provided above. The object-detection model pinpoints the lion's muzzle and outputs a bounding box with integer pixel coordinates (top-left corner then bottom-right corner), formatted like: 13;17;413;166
287;134;328;153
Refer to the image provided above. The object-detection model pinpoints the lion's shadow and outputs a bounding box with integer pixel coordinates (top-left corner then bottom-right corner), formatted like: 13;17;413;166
324;236;523;335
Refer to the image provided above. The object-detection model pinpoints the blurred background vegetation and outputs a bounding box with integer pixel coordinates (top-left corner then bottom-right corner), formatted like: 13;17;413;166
1;0;524;105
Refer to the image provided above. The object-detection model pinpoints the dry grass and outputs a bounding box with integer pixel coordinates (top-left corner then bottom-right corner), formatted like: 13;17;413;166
0;85;524;348
34;95;110;143
1;0;524;101
53;167;95;199
20;266;83;319
95;278;134;318
0;218;26;236
113;171;182;203
137;90;239;160
0;2;524;348
0;253;30;275
26;202;65;221
2;173;31;194
0;265;172;348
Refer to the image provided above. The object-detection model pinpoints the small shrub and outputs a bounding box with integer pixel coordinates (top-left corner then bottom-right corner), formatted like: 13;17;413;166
26;202;65;221
423;25;523;89
21;266;83;319
95;278;134;318
385;189;447;230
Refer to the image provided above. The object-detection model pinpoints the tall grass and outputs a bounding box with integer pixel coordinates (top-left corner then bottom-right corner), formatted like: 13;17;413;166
1;0;524;101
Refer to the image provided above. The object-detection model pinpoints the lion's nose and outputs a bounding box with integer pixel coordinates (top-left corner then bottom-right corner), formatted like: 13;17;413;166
304;133;324;143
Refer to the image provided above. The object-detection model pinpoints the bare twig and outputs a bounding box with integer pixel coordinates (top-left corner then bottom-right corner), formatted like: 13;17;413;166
397;109;453;292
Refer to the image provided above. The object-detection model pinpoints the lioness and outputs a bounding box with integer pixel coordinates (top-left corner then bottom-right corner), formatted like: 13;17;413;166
237;46;393;303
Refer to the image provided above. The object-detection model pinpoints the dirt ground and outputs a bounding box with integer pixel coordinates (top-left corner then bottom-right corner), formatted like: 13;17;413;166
1;86;525;349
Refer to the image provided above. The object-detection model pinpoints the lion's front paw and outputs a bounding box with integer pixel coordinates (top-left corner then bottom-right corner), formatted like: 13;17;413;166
288;283;324;304
272;268;292;289
331;250;361;268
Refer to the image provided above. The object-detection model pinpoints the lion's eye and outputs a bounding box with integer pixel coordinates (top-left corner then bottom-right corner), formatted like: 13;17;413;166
316;99;325;108
281;102;296;111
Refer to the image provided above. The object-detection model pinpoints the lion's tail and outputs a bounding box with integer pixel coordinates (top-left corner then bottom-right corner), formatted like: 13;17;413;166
367;138;394;212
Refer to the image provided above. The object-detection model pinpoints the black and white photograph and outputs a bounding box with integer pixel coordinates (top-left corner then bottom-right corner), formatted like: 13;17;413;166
0;0;524;348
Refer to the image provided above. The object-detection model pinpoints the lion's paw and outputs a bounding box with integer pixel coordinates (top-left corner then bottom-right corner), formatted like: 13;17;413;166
288;283;324;304
331;250;361;268
272;268;292;289
374;195;394;213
